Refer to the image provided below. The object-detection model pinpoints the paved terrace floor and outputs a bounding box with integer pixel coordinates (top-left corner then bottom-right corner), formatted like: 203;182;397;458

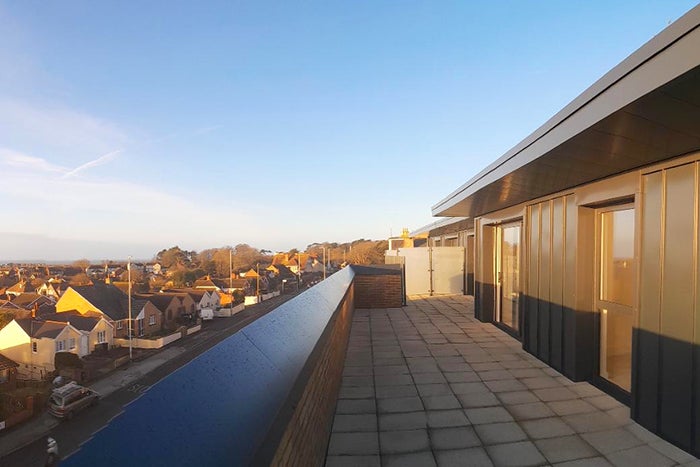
325;295;700;467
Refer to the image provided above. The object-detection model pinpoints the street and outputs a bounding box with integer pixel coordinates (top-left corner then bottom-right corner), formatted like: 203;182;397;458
0;291;299;467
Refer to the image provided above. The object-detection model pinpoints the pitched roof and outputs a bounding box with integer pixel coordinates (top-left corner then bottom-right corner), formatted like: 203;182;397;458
40;311;101;332
15;318;67;339
135;294;175;313
161;288;207;301
6;281;26;294
271;253;289;265
268;264;295;279
0;353;18;371
193;278;218;289
229;278;251;289
68;283;130;321
11;293;53;309
0;300;22;310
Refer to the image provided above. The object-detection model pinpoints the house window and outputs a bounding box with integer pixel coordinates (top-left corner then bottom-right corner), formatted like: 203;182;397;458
56;340;65;352
117;321;123;330
32;342;37;353
97;331;106;343
149;314;156;326
167;310;172;321
69;338;76;350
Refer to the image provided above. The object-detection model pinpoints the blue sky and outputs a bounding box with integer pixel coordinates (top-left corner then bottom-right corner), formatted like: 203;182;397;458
0;1;696;261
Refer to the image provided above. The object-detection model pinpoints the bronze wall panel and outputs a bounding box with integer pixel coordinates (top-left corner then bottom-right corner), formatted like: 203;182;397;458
662;163;695;343
639;171;663;334
526;205;541;353
550;198;565;371
539;201;552;363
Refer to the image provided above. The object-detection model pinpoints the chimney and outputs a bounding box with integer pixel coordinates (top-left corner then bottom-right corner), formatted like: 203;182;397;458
31;303;37;319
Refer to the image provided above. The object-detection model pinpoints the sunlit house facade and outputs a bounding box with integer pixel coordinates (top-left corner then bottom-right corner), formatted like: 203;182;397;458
431;5;700;455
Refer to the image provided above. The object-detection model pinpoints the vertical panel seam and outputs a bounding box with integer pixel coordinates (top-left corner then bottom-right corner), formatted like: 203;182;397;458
562;195;567;372
693;162;699;452
657;170;666;430
549;199;554;362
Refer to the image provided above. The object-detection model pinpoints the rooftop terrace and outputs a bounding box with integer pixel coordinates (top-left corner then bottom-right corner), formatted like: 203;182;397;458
326;295;698;467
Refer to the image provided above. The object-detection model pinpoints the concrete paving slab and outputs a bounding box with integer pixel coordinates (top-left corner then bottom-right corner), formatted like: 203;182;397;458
325;296;700;467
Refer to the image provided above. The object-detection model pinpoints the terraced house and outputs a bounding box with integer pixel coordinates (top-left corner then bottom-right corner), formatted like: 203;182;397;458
429;5;700;457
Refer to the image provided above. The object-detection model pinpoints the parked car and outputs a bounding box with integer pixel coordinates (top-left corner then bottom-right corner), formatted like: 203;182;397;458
47;382;100;419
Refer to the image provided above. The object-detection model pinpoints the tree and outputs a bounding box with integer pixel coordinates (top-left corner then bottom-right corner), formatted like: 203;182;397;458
55;352;83;370
346;240;388;265
232;244;265;272
73;259;91;272
212;247;233;277
156;246;192;269
69;273;92;286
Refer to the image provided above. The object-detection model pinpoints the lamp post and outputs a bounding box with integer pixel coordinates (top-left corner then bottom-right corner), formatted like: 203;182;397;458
127;256;132;361
229;248;233;311
256;262;260;300
323;247;326;280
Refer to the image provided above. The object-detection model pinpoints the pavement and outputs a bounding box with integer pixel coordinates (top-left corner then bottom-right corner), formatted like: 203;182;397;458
326;295;700;467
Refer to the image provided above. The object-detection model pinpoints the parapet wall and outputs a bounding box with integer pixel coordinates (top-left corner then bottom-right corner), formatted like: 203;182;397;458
61;265;404;467
352;264;405;308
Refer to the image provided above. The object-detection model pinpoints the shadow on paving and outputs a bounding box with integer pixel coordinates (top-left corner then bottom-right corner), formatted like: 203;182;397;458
326;295;699;467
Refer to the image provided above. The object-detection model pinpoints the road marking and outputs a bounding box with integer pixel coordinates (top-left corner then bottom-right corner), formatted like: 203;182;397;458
126;383;150;394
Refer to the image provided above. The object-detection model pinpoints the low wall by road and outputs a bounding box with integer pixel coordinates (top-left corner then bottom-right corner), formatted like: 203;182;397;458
113;325;200;350
214;303;245;317
244;290;281;305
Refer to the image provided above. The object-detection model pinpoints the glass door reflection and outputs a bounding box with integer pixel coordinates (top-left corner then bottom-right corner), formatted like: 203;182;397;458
499;222;521;333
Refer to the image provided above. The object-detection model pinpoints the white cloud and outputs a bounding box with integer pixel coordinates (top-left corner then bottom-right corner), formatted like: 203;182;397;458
0;148;67;173
0;147;256;248
0;98;130;159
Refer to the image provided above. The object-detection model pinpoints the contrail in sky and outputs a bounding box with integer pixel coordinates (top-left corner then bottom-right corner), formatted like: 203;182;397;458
61;149;122;178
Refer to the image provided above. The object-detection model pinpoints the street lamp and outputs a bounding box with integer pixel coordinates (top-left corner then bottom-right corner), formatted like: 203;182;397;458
127;256;132;361
229;248;233;312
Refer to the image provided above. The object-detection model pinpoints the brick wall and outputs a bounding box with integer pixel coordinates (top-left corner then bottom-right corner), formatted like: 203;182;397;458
354;274;403;308
270;286;355;467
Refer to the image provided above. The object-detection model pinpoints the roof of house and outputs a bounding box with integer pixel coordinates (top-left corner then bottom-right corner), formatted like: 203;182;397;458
11;293;53;309
40;311;102;332
111;281;132;294
193;278;218;289
135;294;175;313
271;264;295;278
243;268;260;278
132;299;149;314
0;300;22;310
15;318;67;339
271;253;289;265
68;284;130;321
5;281;26;294
161;288;207;301
229;278;251;289
0;353;19;371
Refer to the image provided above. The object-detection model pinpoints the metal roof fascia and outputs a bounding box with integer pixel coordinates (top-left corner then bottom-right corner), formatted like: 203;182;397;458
432;4;700;217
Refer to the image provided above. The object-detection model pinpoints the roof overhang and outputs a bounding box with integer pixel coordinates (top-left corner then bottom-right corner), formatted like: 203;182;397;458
433;5;700;218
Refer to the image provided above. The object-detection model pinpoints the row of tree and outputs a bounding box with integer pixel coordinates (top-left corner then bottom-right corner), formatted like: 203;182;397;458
154;239;389;280
68;239;389;289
